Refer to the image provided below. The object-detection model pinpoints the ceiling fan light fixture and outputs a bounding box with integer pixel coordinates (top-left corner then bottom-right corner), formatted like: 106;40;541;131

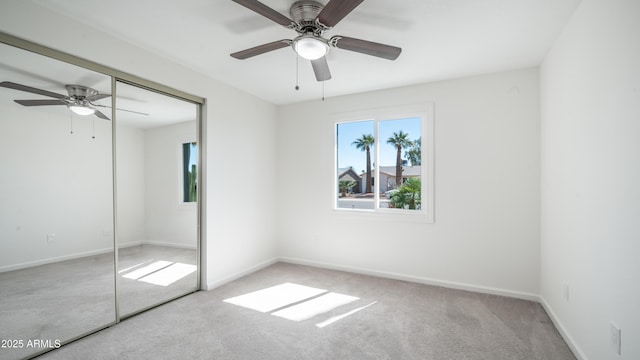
68;105;95;116
294;35;328;60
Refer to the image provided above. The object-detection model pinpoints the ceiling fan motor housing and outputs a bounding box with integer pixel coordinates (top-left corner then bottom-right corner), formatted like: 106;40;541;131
64;84;103;113
290;0;325;33
65;84;98;101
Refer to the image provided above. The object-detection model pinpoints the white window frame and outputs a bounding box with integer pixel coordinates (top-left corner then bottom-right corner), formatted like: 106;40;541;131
332;103;434;223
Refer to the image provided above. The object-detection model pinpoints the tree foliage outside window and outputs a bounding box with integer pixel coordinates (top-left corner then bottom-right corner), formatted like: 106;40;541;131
388;178;421;210
405;137;421;166
182;142;197;203
338;180;358;197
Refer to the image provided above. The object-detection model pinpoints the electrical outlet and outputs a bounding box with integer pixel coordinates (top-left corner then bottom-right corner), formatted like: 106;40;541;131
46;233;56;244
563;284;569;302
610;323;621;355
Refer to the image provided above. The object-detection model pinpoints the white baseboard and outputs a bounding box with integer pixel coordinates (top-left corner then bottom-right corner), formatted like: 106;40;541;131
142;240;197;250
278;256;540;302
117;240;196;250
1;241;193;273
202;255;538;302
206;257;279;290
539;296;587;360
118;240;143;248
0;247;114;273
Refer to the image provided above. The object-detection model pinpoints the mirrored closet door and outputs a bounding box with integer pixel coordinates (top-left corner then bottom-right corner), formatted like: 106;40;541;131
115;80;199;317
0;42;116;360
0;35;202;360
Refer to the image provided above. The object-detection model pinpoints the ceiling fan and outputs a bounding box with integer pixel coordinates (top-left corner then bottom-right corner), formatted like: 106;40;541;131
230;0;402;82
0;81;147;120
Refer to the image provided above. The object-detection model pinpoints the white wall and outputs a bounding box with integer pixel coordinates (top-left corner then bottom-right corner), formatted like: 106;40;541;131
276;68;541;298
144;121;197;248
540;0;640;359
0;103;113;270
0;1;279;288
115;124;145;247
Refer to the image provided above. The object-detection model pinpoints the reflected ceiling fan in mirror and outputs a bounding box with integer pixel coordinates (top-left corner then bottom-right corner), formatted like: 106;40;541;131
230;0;402;82
0;81;148;120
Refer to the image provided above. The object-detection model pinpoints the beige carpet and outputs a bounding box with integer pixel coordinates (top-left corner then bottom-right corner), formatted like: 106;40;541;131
34;262;576;360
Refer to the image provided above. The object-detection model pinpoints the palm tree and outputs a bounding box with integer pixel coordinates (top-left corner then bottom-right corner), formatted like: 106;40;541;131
386;131;413;187
338;180;357;197
389;178;421;210
352;134;375;193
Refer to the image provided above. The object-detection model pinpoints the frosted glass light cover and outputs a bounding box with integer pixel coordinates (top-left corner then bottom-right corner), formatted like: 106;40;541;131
68;105;95;116
295;37;328;60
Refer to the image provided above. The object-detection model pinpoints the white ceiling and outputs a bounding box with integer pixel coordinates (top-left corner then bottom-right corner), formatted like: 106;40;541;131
32;0;580;105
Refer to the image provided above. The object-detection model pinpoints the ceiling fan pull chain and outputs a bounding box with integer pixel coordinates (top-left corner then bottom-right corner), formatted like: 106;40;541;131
322;80;325;101
295;54;300;91
69;112;74;134
92;118;96;139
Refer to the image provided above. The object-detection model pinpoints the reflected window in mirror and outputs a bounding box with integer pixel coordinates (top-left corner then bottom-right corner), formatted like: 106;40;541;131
182;142;197;203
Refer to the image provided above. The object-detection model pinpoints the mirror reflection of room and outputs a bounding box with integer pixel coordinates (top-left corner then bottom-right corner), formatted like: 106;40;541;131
0;43;116;360
115;81;199;317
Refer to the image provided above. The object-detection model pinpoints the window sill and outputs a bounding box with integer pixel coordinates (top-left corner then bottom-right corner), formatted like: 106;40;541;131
331;207;434;224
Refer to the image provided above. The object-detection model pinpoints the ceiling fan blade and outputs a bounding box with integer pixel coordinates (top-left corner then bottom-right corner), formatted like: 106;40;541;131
94;110;110;120
93;103;149;116
231;40;291;59
14;99;66;106
331;36;402;60
86;93;111;101
231;0;294;27
1;81;66;99
311;56;332;81
316;0;364;28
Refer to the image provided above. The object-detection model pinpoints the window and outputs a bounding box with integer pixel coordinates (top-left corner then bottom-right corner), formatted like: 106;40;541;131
182;142;197;203
334;104;434;220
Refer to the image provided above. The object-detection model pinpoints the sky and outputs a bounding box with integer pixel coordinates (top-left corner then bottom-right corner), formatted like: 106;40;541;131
337;117;421;174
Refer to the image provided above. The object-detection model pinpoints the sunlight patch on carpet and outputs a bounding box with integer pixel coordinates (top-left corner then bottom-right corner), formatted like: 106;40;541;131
118;260;155;274
121;260;196;286
272;292;359;321
122;260;172;280
315;301;378;328
224;282;376;327
138;263;197;286
224;282;327;313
